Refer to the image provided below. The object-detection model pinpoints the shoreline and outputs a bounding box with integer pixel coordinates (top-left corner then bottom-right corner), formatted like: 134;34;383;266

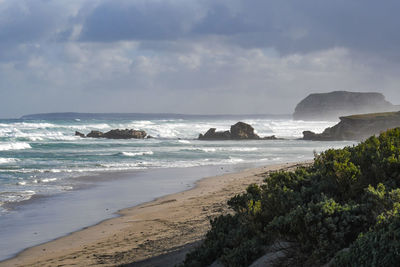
0;164;237;261
1;161;309;267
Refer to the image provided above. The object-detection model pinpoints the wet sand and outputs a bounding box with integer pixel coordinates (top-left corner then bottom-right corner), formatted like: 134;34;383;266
1;161;307;267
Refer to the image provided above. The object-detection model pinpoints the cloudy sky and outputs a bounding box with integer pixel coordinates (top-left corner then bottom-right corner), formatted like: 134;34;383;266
1;0;400;118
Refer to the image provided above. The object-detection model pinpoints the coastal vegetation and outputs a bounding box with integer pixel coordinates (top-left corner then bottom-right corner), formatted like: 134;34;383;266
182;127;400;266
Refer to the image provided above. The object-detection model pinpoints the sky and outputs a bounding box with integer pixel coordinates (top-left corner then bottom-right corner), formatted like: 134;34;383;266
0;0;400;118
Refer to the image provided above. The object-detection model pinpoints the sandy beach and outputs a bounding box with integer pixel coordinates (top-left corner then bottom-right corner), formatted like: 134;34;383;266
1;162;307;267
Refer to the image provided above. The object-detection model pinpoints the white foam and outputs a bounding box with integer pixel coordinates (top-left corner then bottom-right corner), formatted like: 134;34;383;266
121;151;154;157
0;158;19;164
202;148;217;152
182;147;257;153
0;142;31;151
0;122;57;129
227;157;245;163
69;123;111;130
259;157;282;162
182;147;217;153
8;130;79;141
19;122;57;128
39;178;57;183
230;147;258;152
0;190;35;203
178;140;191;144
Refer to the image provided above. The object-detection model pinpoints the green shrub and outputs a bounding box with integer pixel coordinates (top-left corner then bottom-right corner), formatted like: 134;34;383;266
268;198;368;264
182;214;266;267
228;183;262;213
181;128;400;266
333;215;400;267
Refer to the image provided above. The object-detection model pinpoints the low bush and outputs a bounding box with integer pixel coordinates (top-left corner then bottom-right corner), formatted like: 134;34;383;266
182;128;400;266
333;215;400;267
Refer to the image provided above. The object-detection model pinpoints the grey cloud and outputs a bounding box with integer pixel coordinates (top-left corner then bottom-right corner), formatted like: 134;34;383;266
78;0;400;59
79;0;196;42
0;0;400;118
1;0;400;58
0;1;62;44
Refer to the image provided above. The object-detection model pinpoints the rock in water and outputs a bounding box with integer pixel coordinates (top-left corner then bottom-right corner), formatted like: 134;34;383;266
85;129;147;139
103;129;147;139
199;122;266;140
230;122;260;139
86;130;104;138
199;128;231;140
293;91;399;121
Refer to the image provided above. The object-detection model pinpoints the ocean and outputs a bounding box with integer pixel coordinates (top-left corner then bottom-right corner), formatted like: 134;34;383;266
0;115;352;213
0;114;355;260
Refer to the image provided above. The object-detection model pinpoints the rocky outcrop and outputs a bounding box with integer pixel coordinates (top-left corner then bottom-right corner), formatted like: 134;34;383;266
103;129;147;139
199;128;231;140
293;91;399;121
230;122;260;139
302;111;400;141
86;130;105;138
83;129;147;139
199;122;260;140
199;122;281;140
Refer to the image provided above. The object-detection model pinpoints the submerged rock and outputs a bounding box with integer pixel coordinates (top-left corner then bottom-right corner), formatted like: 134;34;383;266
302;111;400;141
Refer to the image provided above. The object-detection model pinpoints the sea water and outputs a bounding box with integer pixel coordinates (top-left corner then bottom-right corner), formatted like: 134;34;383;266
0;114;358;260
0;115;353;214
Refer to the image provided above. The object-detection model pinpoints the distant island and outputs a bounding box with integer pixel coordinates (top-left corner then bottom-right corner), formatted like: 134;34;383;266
293;91;399;121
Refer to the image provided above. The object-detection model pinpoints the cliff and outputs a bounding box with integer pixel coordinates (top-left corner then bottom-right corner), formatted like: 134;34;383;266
293;91;398;121
303;111;400;141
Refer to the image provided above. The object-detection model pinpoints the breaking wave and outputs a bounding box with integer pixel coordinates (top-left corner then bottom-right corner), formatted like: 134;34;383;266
0;142;31;151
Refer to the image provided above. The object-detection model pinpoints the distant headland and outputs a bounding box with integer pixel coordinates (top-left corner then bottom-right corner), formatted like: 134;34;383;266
303;111;400;141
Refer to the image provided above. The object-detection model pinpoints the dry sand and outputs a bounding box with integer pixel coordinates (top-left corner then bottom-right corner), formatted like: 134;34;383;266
1;162;307;267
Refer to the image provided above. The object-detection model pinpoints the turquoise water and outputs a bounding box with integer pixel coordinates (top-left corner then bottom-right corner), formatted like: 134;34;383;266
0;116;352;212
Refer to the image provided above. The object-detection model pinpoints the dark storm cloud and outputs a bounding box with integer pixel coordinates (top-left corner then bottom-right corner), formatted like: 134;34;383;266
0;1;60;43
79;1;194;42
1;0;400;58
79;0;400;58
286;0;400;56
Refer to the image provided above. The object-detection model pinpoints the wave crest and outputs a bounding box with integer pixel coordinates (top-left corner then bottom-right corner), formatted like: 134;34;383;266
120;151;154;157
0;142;31;151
